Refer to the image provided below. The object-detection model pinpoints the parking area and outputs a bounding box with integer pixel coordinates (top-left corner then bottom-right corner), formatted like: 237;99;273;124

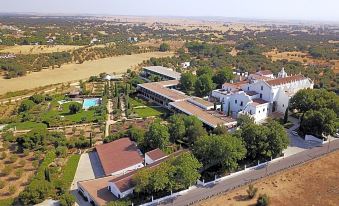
70;152;104;206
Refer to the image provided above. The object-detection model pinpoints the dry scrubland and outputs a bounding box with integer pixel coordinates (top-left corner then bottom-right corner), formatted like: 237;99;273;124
197;150;339;206
0;52;173;95
0;45;84;54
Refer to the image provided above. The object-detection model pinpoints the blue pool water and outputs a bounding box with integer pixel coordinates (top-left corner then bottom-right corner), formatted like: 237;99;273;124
83;98;101;109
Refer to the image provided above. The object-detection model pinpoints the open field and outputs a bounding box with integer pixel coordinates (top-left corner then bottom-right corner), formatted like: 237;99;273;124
0;45;84;54
197;150;339;206
0;52;173;95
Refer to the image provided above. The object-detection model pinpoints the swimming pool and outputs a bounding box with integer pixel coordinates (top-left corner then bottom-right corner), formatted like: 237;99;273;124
83;98;101;109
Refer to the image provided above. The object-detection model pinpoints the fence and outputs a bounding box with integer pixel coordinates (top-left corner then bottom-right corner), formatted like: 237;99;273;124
139;139;339;206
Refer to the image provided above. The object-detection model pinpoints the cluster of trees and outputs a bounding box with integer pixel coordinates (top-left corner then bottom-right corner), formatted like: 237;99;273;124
159;43;170;52
133;152;201;195
289;89;338;137
179;66;234;97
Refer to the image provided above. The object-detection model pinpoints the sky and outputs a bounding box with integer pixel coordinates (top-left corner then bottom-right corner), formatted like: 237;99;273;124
1;0;339;22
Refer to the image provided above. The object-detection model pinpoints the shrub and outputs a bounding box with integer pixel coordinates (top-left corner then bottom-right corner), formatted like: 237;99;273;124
0;180;4;189
9;154;18;163
247;184;258;199
8;185;16;195
2;165;13;176
257;194;270;206
68;102;82;114
15;168;24;179
59;193;75;206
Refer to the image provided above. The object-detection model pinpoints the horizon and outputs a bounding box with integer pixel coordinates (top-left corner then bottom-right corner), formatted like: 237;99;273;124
1;0;339;23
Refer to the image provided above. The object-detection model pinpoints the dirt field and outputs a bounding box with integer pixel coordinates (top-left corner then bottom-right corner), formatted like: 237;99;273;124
197;151;339;206
0;52;173;95
0;45;83;54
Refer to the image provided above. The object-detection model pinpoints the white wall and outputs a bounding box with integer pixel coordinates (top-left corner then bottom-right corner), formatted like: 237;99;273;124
222;92;252;117
108;182;134;199
111;163;144;176
247;81;273;102
145;154;154;165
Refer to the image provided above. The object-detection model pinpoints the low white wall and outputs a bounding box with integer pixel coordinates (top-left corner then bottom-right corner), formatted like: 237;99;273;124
305;135;324;143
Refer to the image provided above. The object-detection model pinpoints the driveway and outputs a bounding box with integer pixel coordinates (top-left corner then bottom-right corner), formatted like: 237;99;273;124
283;116;321;156
71;152;104;206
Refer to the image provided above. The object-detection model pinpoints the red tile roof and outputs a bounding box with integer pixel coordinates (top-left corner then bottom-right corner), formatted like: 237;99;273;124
266;75;307;86
145;148;167;161
251;98;269;106
223;80;248;89
256;70;273;76
95;138;143;176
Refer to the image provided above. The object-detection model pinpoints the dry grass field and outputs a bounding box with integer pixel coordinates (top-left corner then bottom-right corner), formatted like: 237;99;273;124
137;39;185;51
0;45;84;54
0;52;173;95
197;150;339;206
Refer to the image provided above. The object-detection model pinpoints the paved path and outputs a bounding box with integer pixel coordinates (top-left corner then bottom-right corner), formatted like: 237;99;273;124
160;139;339;206
71;152;104;206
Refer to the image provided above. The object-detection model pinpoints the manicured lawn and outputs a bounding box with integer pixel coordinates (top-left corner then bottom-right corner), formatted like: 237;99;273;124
130;97;146;107
133;106;167;118
60;154;81;189
5;121;47;130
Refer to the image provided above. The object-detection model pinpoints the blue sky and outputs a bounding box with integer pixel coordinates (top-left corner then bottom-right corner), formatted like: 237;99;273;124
1;0;338;22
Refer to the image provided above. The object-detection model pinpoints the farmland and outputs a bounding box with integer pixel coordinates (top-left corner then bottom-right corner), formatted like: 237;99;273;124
0;52;173;95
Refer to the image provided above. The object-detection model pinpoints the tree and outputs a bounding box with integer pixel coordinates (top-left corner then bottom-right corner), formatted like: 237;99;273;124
15;168;24;179
237;114;255;127
168;114;187;142
213;124;229;135
59;193;75;206
44;168;51;182
171;153;202;189
29;94;45;104
195;74;214;97
247;184;258;199
19;179;54;205
212;67;234;87
106;200;131;206
144;122;170;150
257;194;270;206
8;185;16;195
68;102;82;114
179;72;196;93
283;107;289;124
133;167;151;193
196;66;213;77
18;99;35;113
159;43;170;52
193;134;246;172
239;121;288;160
183;116;207;145
301;108;337;137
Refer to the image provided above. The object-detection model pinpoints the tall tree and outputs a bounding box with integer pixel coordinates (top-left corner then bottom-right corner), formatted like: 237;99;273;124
144;122;170;150
212;67;235;87
179;72;196;93
193;134;246;172
195;74;214;97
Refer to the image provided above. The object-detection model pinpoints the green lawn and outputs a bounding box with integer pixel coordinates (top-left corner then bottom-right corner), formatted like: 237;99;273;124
60;154;80;189
5;121;47;130
133;106;167;118
130;97;147;107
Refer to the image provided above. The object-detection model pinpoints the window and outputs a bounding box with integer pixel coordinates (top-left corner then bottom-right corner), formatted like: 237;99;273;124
250;110;252;115
259;110;261;113
261;86;263;90
260;94;263;98
240;101;243;106
283;104;285;107
248;87;250;90
263;108;265;112
235;100;237;104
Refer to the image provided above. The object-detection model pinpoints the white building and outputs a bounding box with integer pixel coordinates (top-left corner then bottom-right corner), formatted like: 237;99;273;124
145;148;167;165
212;68;314;123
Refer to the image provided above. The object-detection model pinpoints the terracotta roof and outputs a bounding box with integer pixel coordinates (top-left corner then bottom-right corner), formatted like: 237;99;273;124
170;100;236;128
78;176;117;206
251;98;269;106
248;74;272;81
245;91;258;96
223;80;248;89
256;70;273;76
146;148;167;161
138;82;189;101
266;75;307;86
95;138;143;176
189;97;214;108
